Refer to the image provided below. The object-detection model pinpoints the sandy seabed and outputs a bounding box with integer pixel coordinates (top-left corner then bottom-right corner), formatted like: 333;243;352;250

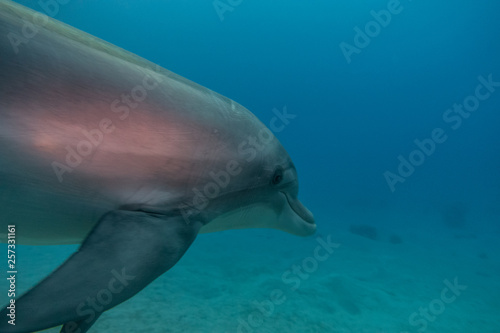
1;211;499;333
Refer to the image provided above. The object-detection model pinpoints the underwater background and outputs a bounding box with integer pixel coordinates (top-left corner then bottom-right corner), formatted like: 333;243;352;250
1;0;500;332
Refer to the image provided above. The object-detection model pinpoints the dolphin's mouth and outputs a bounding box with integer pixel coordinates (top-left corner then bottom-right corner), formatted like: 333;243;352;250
281;191;315;225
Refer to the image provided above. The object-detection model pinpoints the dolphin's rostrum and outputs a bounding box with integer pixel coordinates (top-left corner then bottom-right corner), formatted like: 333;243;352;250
0;2;316;332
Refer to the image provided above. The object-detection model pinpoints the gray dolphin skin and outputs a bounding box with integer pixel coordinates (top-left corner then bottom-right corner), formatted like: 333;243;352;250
0;1;315;332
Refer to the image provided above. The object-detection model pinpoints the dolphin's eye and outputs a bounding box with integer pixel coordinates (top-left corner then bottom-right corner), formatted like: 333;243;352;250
271;167;284;185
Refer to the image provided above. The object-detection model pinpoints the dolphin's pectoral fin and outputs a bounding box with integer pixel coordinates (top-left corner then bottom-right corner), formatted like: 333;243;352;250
0;210;201;333
60;314;102;333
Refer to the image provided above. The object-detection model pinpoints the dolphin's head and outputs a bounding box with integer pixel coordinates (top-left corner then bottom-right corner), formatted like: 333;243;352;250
198;118;316;237
255;140;316;236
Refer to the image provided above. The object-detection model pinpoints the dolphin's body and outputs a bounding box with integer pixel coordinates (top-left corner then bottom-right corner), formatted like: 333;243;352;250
0;2;315;332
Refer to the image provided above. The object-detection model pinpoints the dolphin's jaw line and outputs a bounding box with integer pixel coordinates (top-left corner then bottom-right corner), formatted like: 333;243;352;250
281;191;315;225
274;191;316;237
199;203;278;233
198;191;316;236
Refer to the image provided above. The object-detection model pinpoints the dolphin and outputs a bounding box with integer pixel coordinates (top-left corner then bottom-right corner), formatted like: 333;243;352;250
0;2;316;332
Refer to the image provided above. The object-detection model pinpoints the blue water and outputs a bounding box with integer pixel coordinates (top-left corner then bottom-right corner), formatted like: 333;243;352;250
2;0;500;332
